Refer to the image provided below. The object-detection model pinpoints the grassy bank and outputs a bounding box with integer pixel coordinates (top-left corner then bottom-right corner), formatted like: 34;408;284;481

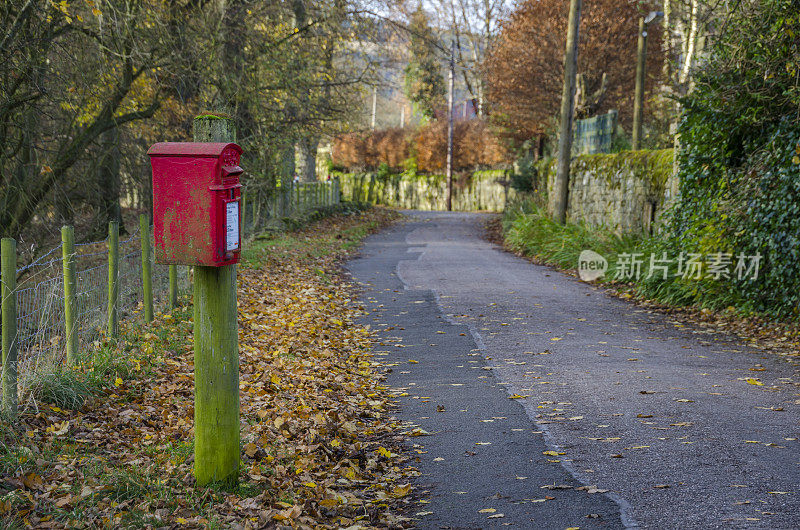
502;200;642;280
0;206;414;529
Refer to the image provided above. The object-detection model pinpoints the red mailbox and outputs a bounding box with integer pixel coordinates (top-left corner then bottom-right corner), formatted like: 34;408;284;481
147;142;243;266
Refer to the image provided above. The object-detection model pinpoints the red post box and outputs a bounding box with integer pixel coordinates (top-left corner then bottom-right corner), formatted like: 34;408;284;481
147;142;243;266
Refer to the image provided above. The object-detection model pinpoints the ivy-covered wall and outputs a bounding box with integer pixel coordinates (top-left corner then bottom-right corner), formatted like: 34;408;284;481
634;0;800;318
336;170;516;212
542;149;675;233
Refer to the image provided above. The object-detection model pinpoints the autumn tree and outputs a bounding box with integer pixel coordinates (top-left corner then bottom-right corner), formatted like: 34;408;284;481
0;0;389;243
403;5;446;120
0;0;199;239
484;0;663;143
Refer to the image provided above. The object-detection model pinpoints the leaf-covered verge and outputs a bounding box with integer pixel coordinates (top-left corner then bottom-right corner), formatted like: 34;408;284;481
0;207;418;529
496;201;800;360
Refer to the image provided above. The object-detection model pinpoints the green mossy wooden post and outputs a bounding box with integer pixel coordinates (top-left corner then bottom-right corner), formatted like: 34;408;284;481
61;226;78;365
192;114;240;487
107;221;119;337
139;215;154;322
1;238;18;414
168;265;178;310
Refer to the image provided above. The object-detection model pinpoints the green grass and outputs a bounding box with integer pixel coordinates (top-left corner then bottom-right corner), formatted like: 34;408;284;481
17;307;189;412
242;203;381;270
20;366;93;410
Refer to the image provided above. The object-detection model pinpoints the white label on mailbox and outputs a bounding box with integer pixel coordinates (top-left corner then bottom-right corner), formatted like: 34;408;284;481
226;202;239;251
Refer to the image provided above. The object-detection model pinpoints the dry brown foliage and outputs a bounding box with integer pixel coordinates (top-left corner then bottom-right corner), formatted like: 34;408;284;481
484;0;664;142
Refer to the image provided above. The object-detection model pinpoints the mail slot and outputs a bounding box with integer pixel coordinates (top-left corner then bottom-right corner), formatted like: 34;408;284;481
147;142;243;266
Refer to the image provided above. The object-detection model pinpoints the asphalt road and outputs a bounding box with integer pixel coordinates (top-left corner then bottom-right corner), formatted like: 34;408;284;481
346;211;800;530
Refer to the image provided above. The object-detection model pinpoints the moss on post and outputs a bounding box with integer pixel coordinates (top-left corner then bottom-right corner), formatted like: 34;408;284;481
1;238;18;414
61;226;78;365
192;113;240;487
193;113;236;143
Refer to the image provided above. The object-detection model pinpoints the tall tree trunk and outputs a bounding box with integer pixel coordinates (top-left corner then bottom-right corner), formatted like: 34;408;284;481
91;127;122;239
295;137;319;182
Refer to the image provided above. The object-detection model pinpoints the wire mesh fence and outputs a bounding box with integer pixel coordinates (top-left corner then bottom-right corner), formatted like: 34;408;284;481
242;180;340;237
1;179;340;410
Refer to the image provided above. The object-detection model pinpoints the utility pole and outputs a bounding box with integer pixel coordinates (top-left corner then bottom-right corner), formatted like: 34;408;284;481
371;86;377;129
553;0;582;225
446;41;455;212
632;12;662;150
632;17;647;150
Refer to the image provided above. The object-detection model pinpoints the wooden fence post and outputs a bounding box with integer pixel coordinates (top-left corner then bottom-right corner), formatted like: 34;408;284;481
191;114;240;487
168;265;178;310
139;214;153;322
107;221;119;337
61;226;78;365
1;238;18;414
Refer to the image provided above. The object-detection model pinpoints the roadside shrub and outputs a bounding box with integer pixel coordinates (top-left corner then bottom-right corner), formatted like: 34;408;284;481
331;119;511;173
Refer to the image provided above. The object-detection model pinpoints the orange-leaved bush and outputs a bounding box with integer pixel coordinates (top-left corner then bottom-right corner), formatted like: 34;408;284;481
332;120;510;172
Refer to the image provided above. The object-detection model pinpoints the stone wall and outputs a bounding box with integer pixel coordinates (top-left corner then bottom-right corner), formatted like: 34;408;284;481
337;170;517;212
543;149;676;233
